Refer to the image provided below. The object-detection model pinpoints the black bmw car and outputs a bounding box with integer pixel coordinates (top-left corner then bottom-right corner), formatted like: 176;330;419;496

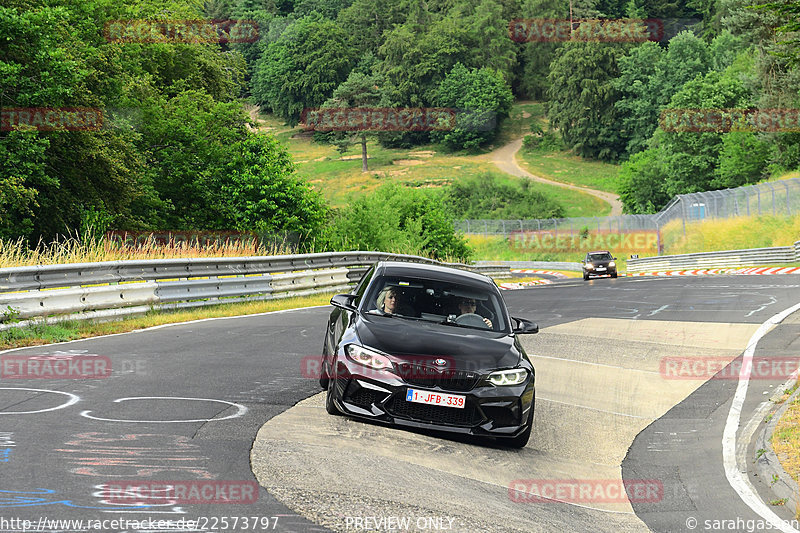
320;261;538;448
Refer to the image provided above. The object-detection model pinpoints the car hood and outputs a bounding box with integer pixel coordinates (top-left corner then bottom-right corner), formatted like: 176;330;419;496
355;314;520;370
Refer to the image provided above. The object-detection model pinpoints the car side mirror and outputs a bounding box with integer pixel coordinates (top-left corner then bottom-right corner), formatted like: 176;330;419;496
330;294;358;311
512;317;538;334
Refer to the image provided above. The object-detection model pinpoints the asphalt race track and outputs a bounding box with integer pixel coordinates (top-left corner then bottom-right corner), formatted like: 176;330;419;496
2;275;800;533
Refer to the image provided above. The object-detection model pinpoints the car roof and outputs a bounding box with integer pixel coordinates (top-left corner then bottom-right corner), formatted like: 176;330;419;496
588;250;611;254
373;261;496;288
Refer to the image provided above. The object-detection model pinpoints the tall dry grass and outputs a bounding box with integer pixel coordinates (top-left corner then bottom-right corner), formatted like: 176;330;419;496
661;214;800;255
0;231;300;268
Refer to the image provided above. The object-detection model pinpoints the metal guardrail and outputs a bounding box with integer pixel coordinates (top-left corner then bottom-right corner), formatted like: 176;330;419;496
626;242;800;273
0;252;511;329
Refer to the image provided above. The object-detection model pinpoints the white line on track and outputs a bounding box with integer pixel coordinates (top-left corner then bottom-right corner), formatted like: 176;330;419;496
723;300;800;533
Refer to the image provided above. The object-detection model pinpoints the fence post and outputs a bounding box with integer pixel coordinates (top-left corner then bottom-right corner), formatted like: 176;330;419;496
786;182;791;215
681;197;687;236
768;183;776;215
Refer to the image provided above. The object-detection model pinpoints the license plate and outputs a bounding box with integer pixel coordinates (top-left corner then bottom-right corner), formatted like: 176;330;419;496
406;389;465;409
596;267;606;271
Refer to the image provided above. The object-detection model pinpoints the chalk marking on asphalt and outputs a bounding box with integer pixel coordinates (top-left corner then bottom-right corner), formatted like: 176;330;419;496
723;301;800;533
746;295;778;317
80;397;247;423
537;396;652;420
0;387;80;415
530;354;662;375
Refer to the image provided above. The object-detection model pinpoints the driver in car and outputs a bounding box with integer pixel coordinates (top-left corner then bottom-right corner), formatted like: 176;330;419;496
457;297;493;328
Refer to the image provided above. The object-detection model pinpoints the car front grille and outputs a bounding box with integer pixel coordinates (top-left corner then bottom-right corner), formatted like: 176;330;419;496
387;396;483;427
395;362;481;392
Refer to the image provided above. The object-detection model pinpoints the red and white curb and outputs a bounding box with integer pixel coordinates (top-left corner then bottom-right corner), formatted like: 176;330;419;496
628;267;800;277
510;269;570;279
499;279;553;290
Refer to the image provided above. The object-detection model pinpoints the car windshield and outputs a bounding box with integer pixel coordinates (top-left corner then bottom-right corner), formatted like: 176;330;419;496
588;252;612;261
363;276;507;332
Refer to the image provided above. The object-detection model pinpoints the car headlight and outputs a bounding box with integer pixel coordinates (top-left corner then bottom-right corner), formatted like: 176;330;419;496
609;261;616;267
584;264;594;269
346;344;392;371
487;368;528;386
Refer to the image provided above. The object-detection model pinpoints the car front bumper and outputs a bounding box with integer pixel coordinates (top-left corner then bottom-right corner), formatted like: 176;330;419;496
329;360;535;439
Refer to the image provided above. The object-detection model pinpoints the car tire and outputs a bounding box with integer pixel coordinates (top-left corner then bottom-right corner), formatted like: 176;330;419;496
611;272;618;278
505;397;534;448
325;374;343;416
583;272;590;281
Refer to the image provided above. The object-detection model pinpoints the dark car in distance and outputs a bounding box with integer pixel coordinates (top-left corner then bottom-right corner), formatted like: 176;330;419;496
320;261;539;447
582;250;618;280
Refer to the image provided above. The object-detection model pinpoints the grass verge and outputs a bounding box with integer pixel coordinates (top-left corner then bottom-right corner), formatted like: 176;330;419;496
662;214;800;255
770;381;800;517
517;149;621;195
0;293;334;351
270;103;617;217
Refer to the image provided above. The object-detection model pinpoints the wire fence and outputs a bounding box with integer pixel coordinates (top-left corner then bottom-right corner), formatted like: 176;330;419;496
454;178;800;236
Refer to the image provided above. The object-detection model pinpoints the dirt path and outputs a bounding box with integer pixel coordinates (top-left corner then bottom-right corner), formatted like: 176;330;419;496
484;138;623;216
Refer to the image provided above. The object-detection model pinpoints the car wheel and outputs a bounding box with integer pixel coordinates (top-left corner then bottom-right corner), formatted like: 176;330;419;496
583;272;590;281
505;398;534;448
611;272;618;278
325;374;343;416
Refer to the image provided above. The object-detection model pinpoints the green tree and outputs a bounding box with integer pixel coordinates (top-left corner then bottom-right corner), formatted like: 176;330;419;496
659;69;753;196
466;0;516;82
251;15;357;124
617;146;671;213
614;31;721;157
140;89;253;229
0;132;50;240
337;0;412;54
322;183;472;260
547;42;629;161
713;131;772;187
433;63;513;150
444;173;565;218
317;71;384;172
220;135;328;237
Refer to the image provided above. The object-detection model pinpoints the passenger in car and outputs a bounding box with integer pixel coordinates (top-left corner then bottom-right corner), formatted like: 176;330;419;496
376;287;414;315
457;297;493;328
